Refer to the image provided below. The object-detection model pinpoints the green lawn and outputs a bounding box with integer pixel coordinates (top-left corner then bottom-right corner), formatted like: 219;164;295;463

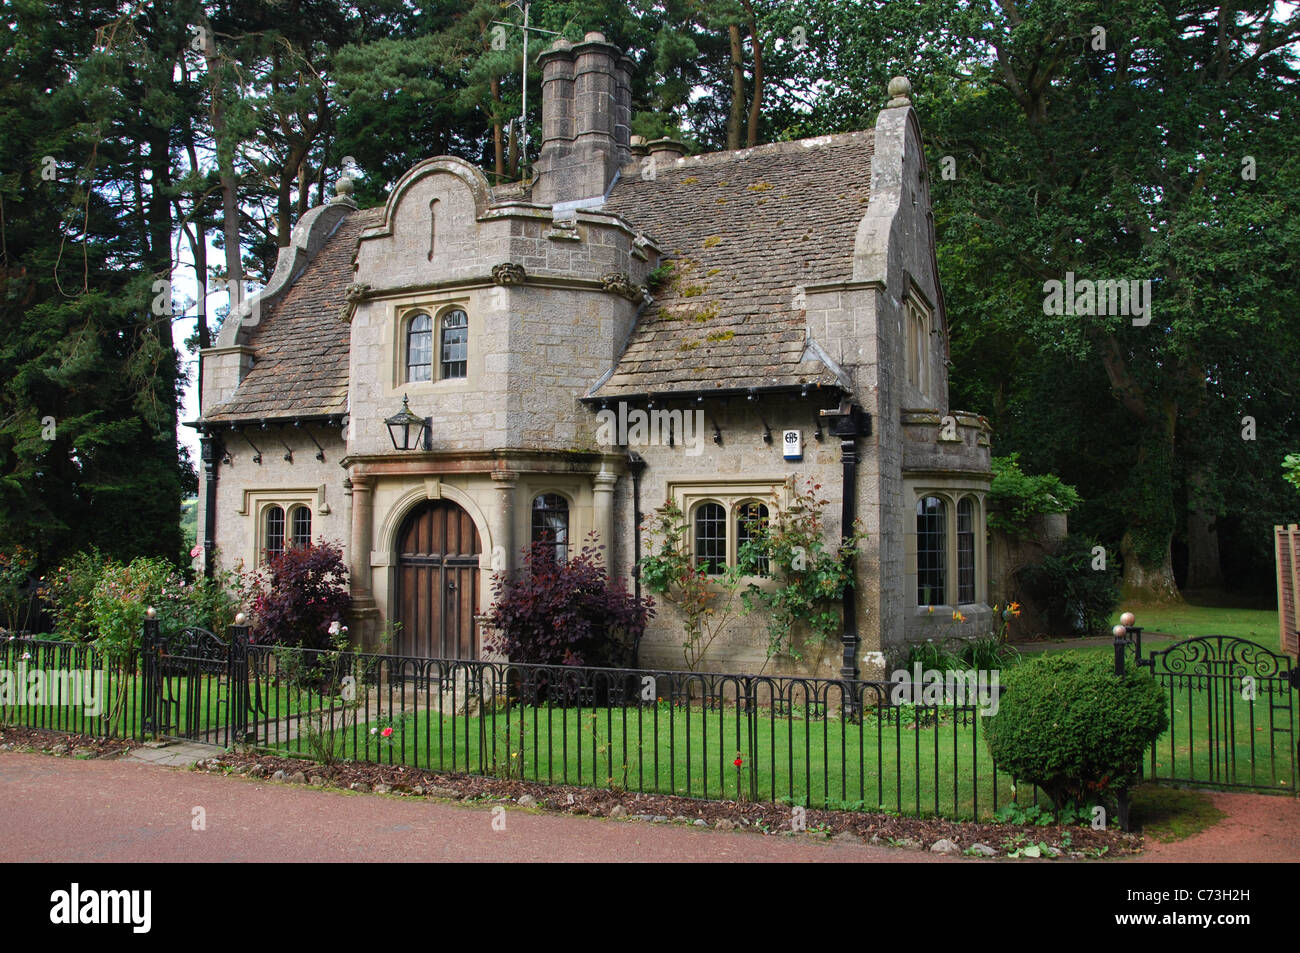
274;696;1040;820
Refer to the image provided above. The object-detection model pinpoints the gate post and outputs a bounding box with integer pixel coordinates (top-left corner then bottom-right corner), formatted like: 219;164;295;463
227;614;252;746
1112;624;1128;676
140;607;162;739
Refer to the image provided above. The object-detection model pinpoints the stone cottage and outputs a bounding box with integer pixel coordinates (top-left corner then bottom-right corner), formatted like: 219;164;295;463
193;32;993;678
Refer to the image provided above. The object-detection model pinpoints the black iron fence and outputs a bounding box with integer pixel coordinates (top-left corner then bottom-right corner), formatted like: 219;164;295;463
1;625;1030;821
15;619;1296;817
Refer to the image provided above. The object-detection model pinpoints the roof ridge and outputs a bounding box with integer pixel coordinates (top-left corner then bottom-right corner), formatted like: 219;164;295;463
621;128;875;175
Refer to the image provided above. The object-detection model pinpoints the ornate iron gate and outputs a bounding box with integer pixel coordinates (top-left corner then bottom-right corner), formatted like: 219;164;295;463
1140;635;1300;792
141;617;261;745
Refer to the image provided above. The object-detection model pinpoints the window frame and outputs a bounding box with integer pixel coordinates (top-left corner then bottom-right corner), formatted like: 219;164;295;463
692;501;728;576
289;504;313;550
956;496;976;605
530;491;571;564
910;488;986;609
916;496;947;607
405;311;434;383
439;308;469;380
905;293;931;397
263;504;286;565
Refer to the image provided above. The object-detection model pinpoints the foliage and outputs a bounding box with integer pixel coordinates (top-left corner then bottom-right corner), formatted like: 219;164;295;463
249;542;352;650
639;500;747;670
1284;454;1300;495
39;550;113;643
737;480;867;660
1016;535;1121;637
0;545;40;633
985;652;1167;810
987;455;1081;538
87;557;189;663
483;536;652;668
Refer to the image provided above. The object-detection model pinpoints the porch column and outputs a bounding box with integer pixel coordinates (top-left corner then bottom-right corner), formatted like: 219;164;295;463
349;472;375;602
490;471;517;572
593;465;617;552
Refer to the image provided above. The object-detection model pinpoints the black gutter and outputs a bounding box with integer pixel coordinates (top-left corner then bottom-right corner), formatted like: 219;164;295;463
627;449;647;666
820;401;872;689
198;432;221;580
579;382;846;406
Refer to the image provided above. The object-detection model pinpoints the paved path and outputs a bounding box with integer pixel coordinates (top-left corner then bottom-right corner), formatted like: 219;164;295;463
5;751;1298;862
1134;790;1300;863
0;752;950;863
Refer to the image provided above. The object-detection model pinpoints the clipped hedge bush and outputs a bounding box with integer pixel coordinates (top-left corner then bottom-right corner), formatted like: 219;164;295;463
984;652;1167;809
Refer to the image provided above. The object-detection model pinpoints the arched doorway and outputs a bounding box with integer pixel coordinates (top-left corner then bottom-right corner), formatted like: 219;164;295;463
394;500;482;659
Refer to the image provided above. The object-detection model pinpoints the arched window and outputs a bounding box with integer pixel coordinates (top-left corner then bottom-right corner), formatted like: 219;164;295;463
957;497;976;604
693;502;726;575
736;501;770;576
440;309;468;379
264;505;285;563
290;505;312;550
406;312;433;382
917;496;946;606
531;493;569;563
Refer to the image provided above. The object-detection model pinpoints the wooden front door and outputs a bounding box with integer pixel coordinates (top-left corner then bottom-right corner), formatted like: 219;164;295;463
395;500;482;659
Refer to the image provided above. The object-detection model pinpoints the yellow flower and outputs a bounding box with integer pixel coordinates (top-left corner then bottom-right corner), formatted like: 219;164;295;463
927;606;934;614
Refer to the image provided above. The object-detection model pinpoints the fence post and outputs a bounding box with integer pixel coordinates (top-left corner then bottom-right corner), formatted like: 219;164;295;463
140;607;162;739
227;613;252;746
1112;624;1127;676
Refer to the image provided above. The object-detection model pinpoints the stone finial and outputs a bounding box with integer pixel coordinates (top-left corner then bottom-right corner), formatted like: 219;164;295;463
332;175;356;206
583;31;606;43
887;76;912;107
548;36;572;52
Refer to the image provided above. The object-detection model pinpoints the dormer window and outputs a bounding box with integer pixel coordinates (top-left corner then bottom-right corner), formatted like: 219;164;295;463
406;312;433;382
440;309;468;379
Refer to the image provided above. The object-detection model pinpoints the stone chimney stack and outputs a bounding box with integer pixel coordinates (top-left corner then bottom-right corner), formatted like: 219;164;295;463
534;32;633;205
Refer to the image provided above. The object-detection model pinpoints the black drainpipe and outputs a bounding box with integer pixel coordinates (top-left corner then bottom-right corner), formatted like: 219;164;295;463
821;401;871;684
199;429;221;580
627;449;646;665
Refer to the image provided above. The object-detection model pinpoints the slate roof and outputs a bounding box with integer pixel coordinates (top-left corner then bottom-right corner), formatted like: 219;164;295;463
201;130;874;422
593;129;874;399
201;207;382;423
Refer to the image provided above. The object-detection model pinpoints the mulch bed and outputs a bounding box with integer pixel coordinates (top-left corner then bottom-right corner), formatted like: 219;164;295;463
0;725;131;759
192;749;1141;859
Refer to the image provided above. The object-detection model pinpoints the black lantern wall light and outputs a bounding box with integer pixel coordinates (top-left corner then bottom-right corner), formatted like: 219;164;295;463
385;394;431;451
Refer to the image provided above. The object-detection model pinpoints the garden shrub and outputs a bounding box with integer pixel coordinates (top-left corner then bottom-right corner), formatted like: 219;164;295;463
40;549;112;642
985;651;1167;809
1016;533;1120;637
987;454;1081;537
250;542;352;649
483;537;652;667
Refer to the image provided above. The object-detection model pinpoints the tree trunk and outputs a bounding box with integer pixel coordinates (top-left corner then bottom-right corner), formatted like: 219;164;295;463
490;75;506;179
203;24;243;312
727;23;745;151
742;0;763;147
1121;531;1182;604
1184;464;1224;591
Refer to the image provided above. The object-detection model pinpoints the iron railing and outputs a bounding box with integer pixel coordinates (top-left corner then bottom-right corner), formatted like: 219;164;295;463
1;632;1028;821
